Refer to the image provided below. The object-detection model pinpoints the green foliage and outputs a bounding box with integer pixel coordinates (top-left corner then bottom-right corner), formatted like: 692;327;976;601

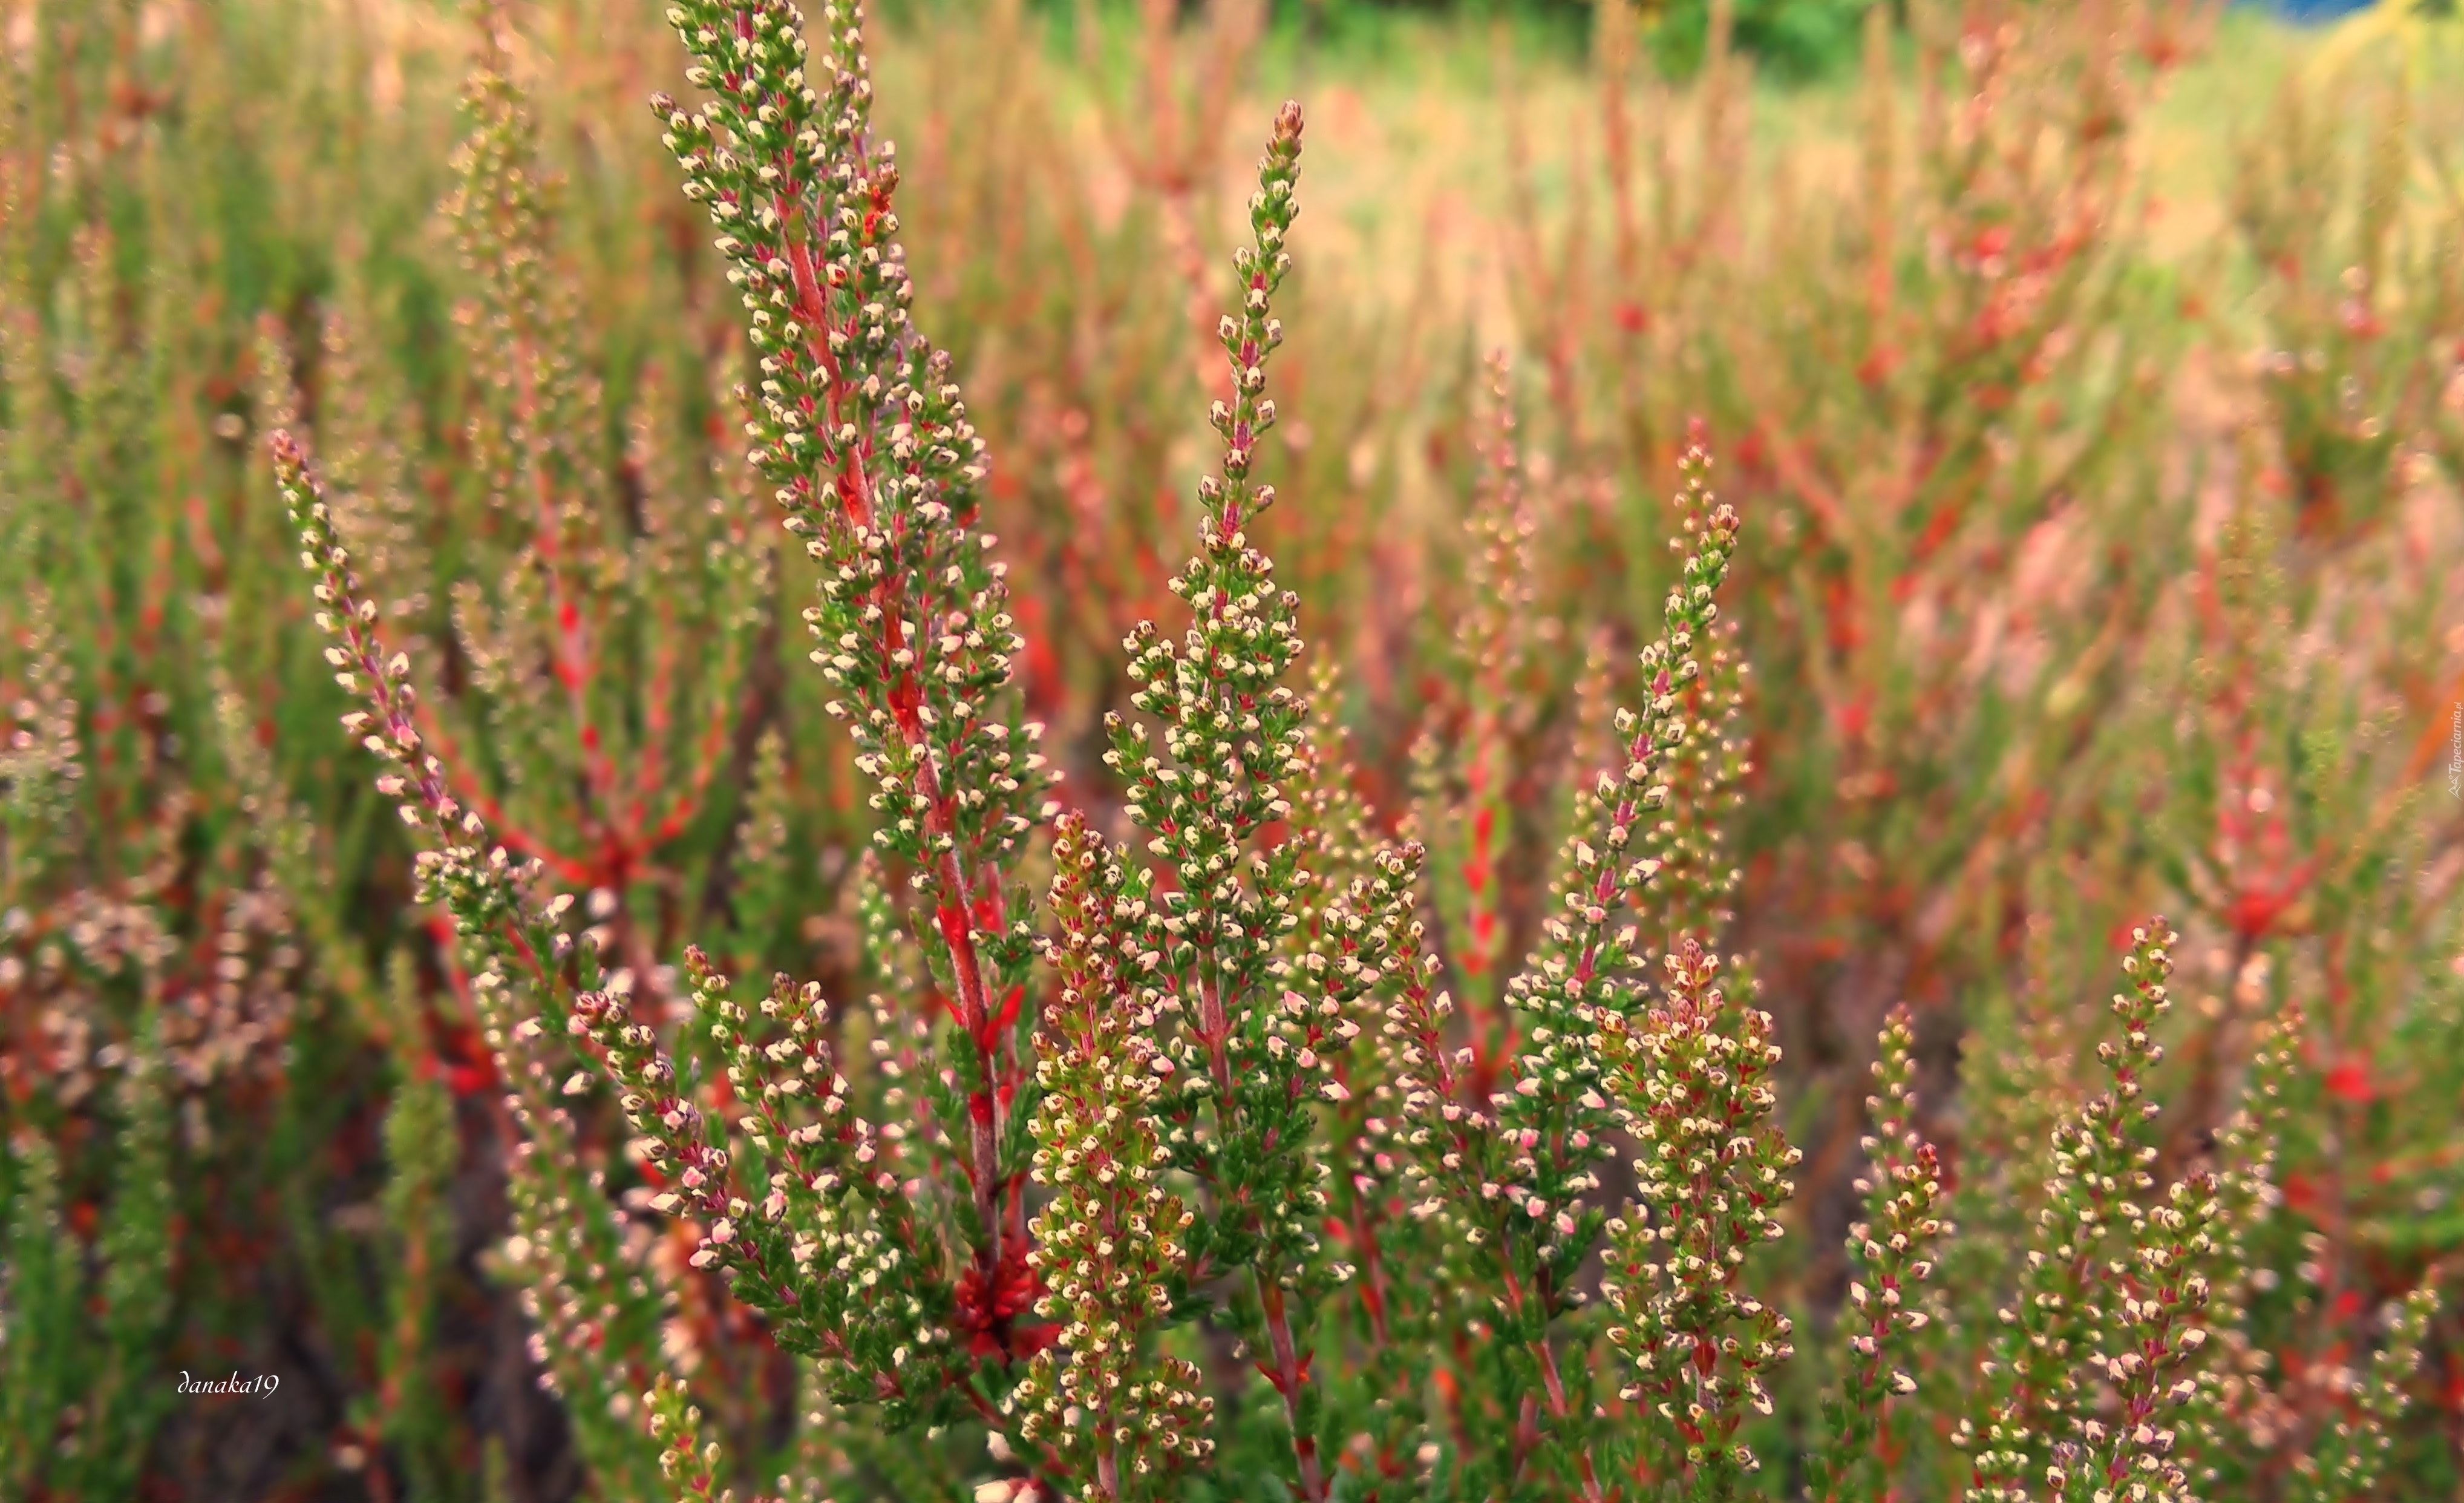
1643;0;1877;83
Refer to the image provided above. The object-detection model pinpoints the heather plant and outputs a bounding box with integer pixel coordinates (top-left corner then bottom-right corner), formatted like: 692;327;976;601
2127;486;2463;1498
275;4;1814;1496
2;4;824;1493
8;0;2464;1498
1488;13;2464;1453
278;13;768;1019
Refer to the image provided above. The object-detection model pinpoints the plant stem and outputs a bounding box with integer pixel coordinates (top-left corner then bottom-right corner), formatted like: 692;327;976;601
1258;1272;1326;1503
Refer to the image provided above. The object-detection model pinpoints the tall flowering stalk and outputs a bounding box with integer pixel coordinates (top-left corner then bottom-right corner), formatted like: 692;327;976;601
1595;938;1797;1498
653;0;1051;1318
1414;354;1544;1046
1013;813;1212;1495
2283;1286;2438;1503
1093;100;1401;1502
1961;920;2223;1503
271;432;678;1494
1808;1003;1947;1503
1368;433;1773;1501
1505;440;1762;1495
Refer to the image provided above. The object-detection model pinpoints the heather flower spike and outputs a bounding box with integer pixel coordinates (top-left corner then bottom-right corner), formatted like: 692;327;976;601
273;432;675;1492
1523;436;1771;1496
270;433;538;949
1811;1004;1947;1503
1595;940;1796;1498
1367;421;1770;1499
1099;98;1376;1503
1016;814;1214;1495
1416;353;1541;1027
2284;1283;2439;1503
1964;920;2221;1503
656;0;1051;1309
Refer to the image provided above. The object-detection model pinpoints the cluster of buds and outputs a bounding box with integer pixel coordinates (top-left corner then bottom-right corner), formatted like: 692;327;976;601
2286;1285;2440;1503
1962;920;2221;1503
2191;992;2446;1498
652;0;1049;1300
572;951;974;1429
1012;814;1212;1495
2194;993;2302;1445
646;1371;756;1503
1506;442;1755;1479
1809;1004;1947;1503
276;427;684;1486
1087;100;1377;1503
1596;940;1799;1495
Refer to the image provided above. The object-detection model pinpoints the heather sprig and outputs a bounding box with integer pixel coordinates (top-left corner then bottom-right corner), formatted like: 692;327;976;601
1963;920;2220;1503
209;3;2464;1499
653;0;1050;1301
493;1012;674;1499
2283;1283;2439;1503
1415;354;1544;1027
1359;426;1765;1499
1809;1004;1947;1503
448;22;601;549
1596;940;1797;1497
0;1131;77;1498
2176;994;2302;1489
572;949;981;1430
0;594;78;908
416;23;762;1011
0;974;181;1500
1491;439;1754;1484
648;1370;761;1503
1013;813;1214;1495
1094;98;1384;1501
274;428;677;1488
2191;989;2449;1499
270;433;544;963
1279;670;1428;1401
2209;998;2301;1329
366;957;460;1499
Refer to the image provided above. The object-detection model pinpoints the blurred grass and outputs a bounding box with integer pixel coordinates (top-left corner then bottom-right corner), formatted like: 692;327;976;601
940;0;2463;342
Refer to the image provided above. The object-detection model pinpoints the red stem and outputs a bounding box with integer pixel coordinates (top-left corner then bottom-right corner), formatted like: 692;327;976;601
1260;1274;1327;1503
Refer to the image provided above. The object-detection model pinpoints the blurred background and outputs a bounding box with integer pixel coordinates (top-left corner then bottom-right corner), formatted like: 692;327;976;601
3;0;2462;1498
